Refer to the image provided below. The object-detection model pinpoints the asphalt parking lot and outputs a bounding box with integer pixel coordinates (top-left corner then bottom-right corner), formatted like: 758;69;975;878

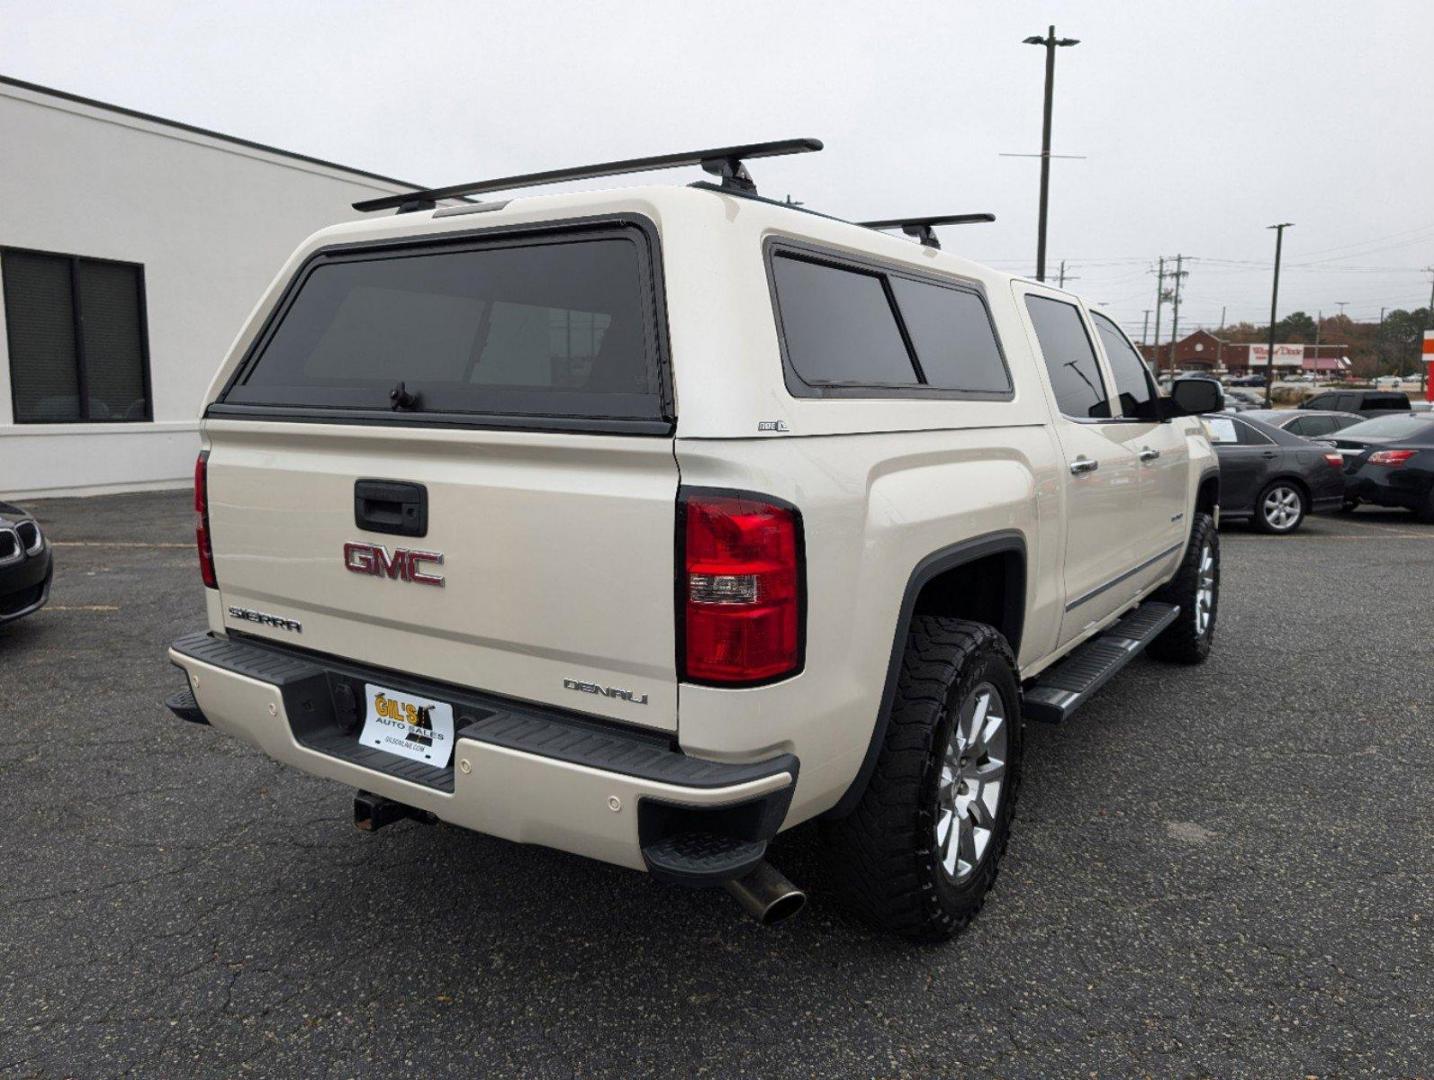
1;491;1430;1079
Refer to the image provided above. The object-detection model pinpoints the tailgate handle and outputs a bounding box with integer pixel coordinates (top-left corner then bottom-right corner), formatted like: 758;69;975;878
354;480;428;537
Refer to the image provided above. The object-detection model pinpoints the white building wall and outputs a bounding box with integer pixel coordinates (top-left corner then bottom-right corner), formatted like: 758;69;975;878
0;80;415;498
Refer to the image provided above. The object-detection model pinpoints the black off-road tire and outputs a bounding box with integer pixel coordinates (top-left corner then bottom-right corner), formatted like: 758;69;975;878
1147;512;1219;664
821;619;1023;943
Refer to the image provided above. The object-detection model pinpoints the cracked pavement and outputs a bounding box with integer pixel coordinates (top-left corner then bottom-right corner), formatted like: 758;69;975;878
1;491;1430;1078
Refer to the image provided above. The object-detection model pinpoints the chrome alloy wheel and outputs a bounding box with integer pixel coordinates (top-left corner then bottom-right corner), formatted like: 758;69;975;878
1195;542;1216;637
934;682;1008;885
1262;485;1301;530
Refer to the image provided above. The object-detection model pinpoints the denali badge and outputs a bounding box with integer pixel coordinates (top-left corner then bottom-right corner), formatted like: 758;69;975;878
228;605;302;634
563;678;649;705
343;542;445;587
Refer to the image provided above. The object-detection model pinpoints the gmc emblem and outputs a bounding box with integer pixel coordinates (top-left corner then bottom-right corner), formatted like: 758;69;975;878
343;541;445;587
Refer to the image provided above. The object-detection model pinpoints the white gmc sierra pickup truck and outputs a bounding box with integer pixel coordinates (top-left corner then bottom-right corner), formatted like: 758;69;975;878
166;140;1223;940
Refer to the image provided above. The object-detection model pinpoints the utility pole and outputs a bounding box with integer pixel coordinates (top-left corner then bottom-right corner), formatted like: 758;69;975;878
1141;309;1151;347
1167;254;1187;377
1151;258;1165;371
1023;26;1080;282
1378;306;1386;375
1056;260;1079;288
1265;223;1293;407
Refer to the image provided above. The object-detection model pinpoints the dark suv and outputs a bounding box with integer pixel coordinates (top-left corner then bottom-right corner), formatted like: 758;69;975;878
1301;390;1411;417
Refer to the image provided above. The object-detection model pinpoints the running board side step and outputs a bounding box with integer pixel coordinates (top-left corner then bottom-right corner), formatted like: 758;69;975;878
1023;602;1180;724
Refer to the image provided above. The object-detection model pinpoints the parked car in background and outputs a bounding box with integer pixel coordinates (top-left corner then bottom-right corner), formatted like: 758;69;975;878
1228;374;1266;387
0;501;52;625
1221;387;1264;412
1325;413;1434;520
1244;408;1366;439
1202;413;1345;533
1301;389;1411;417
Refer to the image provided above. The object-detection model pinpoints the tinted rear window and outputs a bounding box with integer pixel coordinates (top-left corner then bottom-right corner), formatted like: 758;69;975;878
1364;393;1410;410
1337;414;1434;442
224;228;665;421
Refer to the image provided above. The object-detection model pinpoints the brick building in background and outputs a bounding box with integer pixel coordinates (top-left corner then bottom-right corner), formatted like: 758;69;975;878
1142;330;1349;378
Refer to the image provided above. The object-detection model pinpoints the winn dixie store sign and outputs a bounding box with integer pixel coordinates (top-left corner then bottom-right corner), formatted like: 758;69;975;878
1247;344;1306;368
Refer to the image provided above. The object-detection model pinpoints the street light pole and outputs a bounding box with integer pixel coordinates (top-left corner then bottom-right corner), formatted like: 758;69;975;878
1024;26;1079;282
1264;222;1293;407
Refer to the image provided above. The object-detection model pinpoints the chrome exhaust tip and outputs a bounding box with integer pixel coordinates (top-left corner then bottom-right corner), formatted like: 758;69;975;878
723;861;806;926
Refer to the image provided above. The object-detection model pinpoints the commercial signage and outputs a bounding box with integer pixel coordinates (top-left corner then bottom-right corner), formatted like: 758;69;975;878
1247;344;1305;368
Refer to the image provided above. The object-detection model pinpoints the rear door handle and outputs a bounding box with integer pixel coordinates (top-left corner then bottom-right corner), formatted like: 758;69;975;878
1138;447;1160;463
1261;451;1277;459
1069;457;1099;475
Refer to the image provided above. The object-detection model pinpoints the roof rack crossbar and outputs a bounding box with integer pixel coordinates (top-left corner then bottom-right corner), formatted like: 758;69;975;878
859;213;996;249
354;138;824;213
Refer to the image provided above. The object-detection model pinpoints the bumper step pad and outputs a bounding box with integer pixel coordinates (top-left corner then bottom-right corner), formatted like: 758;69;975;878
642;832;768;887
164;687;209;725
1023;601;1180;724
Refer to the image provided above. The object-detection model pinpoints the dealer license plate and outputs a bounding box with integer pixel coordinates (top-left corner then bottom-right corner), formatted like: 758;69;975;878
357;683;455;769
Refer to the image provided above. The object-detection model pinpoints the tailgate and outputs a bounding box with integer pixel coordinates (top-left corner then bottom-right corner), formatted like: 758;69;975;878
206;422;678;730
199;216;679;730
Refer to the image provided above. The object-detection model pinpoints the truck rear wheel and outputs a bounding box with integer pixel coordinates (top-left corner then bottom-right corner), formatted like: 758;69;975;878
1147;512;1219;664
822;619;1022;942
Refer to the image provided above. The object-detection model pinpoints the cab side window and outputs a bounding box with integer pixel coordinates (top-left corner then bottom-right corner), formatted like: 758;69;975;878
1090;311;1157;418
1025;295;1110;419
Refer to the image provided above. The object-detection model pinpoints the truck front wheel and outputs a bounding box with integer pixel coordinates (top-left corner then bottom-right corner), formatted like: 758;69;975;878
822;619;1023;942
1147;511;1219;664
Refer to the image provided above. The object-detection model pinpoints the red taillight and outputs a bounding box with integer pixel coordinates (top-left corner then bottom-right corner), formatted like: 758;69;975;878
679;490;804;685
1323;452;1344;471
1369;449;1416;467
194;451;217;589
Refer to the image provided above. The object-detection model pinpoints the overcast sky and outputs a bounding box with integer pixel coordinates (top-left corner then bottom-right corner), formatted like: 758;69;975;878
4;0;1433;341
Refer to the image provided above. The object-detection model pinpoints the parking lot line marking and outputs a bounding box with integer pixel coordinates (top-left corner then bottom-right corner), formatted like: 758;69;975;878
46;605;120;612
50;541;191;548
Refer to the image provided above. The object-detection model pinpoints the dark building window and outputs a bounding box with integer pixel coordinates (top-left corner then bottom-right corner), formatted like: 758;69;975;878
2;248;151;423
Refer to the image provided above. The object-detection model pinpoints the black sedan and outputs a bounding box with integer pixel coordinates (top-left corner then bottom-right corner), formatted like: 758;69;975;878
1241;408;1366;439
0;501;52;625
1201;413;1346;533
1326;413;1434;521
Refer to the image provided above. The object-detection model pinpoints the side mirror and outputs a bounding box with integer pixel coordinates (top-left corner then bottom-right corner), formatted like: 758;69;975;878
1170;378;1224;416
